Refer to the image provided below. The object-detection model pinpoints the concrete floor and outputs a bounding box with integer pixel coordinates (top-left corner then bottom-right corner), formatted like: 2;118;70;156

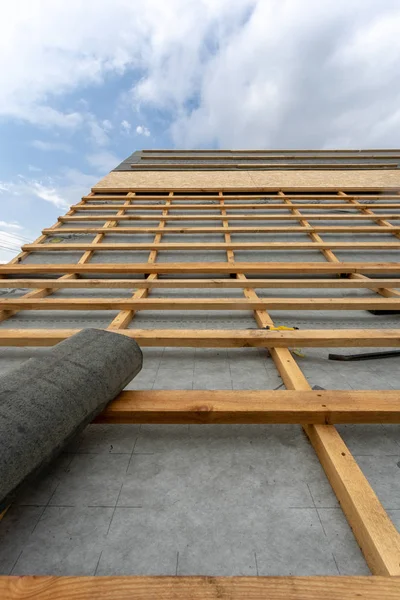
0;198;399;576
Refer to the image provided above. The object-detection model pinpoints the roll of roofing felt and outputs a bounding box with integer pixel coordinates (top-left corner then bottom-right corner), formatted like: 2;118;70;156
0;328;142;510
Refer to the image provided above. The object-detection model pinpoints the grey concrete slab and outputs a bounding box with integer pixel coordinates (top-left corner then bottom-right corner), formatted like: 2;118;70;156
318;508;370;575
49;453;130;507
118;449;315;511
16;454;74;507
133;424;190;454
12;506;112;575
336;424;400;456
74;425;140;455
0;506;44;574
250;509;339;576
355;455;400;509
97;507;179;575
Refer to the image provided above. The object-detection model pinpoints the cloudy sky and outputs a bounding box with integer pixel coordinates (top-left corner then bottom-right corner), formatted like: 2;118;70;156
0;0;400;261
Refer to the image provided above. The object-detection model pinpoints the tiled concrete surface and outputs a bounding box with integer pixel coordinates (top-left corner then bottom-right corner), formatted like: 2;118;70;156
0;201;399;576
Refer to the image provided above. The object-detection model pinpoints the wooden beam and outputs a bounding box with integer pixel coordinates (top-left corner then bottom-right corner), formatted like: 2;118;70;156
43;226;400;234
87;193;400;200
21;241;400;252
2;297;400;311
95;389;400;424
0;278;399;290
1;575;400;600
0;328;398;347
70;202;400;210
2;262;400;275
60;213;400;221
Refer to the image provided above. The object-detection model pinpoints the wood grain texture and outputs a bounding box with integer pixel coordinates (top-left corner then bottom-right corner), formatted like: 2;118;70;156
0;328;398;347
43;225;400;233
1;576;400;600
70;202;400;210
2;262;400;274
0;278;399;290
1;297;400;311
61;213;400;221
95;389;400;424
92;168;400;191
22;242;400;251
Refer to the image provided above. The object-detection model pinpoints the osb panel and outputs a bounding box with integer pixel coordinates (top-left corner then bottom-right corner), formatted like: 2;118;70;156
94;170;254;190
93;169;400;191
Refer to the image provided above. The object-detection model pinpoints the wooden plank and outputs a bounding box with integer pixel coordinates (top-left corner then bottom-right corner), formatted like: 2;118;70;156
95;389;400;424
60;213;400;221
0;278;399;290
0;328;398;347
2;262;400;275
70;202;400;210
1;575;400;600
22;241;400;252
2;297;400;311
43;225;400;234
87;193;400;200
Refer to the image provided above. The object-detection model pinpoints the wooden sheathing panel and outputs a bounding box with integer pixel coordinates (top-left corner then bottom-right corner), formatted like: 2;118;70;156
1;182;400;591
93;168;400;190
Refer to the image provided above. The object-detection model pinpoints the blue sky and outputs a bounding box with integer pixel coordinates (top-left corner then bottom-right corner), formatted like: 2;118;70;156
1;0;400;262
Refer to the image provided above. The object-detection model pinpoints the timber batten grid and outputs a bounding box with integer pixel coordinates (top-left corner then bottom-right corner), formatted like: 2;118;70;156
1;154;400;599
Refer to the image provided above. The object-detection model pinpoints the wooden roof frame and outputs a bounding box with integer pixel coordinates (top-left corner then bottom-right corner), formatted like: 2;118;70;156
1;186;400;599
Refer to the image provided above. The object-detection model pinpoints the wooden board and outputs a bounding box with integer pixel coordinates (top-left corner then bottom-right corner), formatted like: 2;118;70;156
1;278;399;290
70;202;400;209
1;297;400;311
0;328;398;347
2;262;400;274
1;575;400;600
43;225;400;233
95;390;400;424
21;242;400;251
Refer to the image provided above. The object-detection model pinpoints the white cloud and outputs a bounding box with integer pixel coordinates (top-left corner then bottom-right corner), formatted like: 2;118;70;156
87;115;112;146
87;151;122;173
1;0;400;149
121;119;131;133
0;169;100;262
28;165;42;172
0;220;22;230
31;182;68;209
0;176;68;209
31;140;72;152
136;125;150;137
102;119;113;131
